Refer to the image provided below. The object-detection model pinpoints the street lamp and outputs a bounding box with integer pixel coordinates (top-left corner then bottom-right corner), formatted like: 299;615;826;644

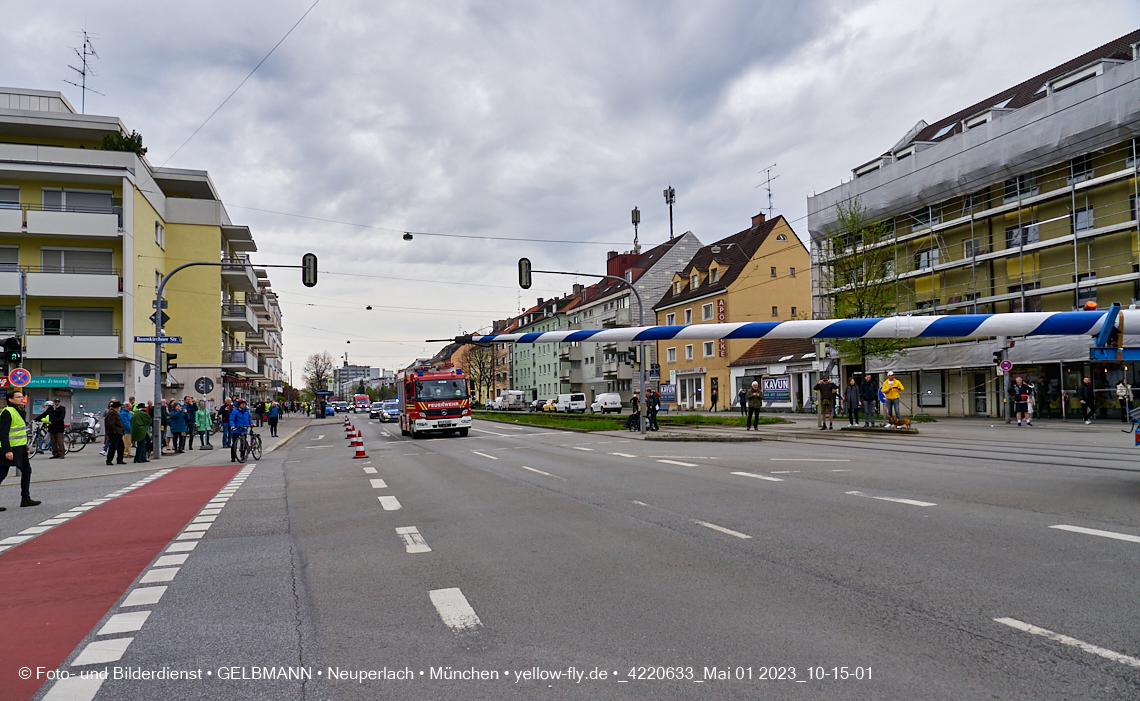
663;186;675;241
631;206;641;254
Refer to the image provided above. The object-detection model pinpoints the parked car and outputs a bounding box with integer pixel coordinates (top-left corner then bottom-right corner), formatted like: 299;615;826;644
542;398;557;412
324;404;336;417
485;397;502;410
554;393;588;413
591;393;623;414
529;399;546;412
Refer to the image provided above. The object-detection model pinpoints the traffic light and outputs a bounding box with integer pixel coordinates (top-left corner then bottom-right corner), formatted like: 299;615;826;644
302;253;318;287
992;350;1003;365
627;346;639;365
518;258;532;290
165;353;178;371
3;337;21;367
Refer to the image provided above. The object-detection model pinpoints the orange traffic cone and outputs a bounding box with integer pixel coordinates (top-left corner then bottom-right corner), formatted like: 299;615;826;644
353;443;368;459
350;435;362;447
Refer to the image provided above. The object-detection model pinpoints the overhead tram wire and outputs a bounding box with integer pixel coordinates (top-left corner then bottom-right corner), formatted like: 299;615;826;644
160;0;322;167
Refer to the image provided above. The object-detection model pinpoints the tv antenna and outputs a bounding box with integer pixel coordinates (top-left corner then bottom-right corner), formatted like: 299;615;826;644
755;163;779;219
63;30;104;114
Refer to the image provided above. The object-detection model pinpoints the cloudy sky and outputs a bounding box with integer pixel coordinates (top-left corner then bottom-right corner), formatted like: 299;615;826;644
3;0;1138;373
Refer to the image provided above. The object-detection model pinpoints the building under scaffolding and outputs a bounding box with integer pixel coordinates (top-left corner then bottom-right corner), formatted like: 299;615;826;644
808;30;1140;418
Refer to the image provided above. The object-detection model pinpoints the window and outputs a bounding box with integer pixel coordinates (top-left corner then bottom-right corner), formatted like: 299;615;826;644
666;347;676;362
789;267;795;278
914;247;939;271
0;308;15;333
776;233;787;241
42;188;113;213
155;221;165;248
1077;272;1097;305
910;205;939;229
703;341;714;358
1004;223;1039;248
0;186;17;209
685;345;693;361
915;300;940;311
771;306;778;317
790;306;797;317
691;274;699;289
40;248;114;274
770;266;777;277
1004;173;1038;202
665;312;675;326
39;307;114;335
709;268;718;283
1069;154;1093;184
0;246;17;272
1009;283;1042;312
674;281;681;295
684;309;692;324
701;303;713;321
964;238;983;258
918;371;944;407
964;189;988;212
624;270;632;283
1072;207;1095;234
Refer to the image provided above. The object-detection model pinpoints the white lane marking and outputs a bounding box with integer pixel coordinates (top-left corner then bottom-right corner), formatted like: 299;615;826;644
19;526;52;535
363;467;378;474
191;515;217;524
771;458;850;462
732;471;784;482
429;588;483;633
610;452;638;458
71;637;134;665
471;451;499;460
176;531;206;541
395;526;431;553
140;568;179;583
693;520;752;539
1049;524;1140;544
378;496;402;511
154;554;188;567
183;523;212;532
769;471;795;474
572;446;594;451
370;479;389;489
994;617;1140;668
314;434;325;440
832;469;852;472
167;542;197;553
520;465;566;480
657;459;698;467
121;587;166;607
472;428;509;437
846;491;936;507
200;508;222;515
0;535;34;545
98;611;151;635
38;518;69;525
42;672;105;700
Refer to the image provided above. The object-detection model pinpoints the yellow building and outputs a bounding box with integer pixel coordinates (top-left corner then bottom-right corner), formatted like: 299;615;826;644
0;87;283;415
653;213;810;409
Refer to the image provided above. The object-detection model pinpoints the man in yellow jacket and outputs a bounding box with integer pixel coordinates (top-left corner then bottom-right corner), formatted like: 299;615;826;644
880;371;905;424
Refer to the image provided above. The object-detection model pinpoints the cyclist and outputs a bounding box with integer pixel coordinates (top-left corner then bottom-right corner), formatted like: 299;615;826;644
229;398;252;463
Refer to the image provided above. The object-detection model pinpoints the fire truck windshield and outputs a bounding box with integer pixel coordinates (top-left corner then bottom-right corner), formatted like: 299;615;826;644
415;379;469;401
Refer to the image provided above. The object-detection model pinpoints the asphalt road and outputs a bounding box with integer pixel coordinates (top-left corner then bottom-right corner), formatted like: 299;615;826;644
7;415;1140;700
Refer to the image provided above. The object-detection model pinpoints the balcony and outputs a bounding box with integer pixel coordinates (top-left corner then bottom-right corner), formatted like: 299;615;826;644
221;347;259;374
221;303;258;333
603;307;632;328
221;257;258;293
23;266;122;298
26;329;120;359
6;204;124;239
602;362;633;380
261;307;282;331
245;292;267;310
246;328;270;349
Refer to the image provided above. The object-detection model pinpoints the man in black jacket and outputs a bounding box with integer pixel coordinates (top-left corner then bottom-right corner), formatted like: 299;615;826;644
859;373;878;427
35;398;67;458
1078;376;1096;424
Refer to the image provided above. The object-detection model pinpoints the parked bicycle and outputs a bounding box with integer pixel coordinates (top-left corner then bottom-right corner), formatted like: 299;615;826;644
232;429;263;463
29;421;59;458
64;411;101;452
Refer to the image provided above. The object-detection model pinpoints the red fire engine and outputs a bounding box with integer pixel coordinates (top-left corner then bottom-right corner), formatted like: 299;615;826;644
397;364;472;438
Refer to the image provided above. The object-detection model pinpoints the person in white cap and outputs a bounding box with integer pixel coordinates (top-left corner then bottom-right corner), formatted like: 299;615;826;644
880;371;905;425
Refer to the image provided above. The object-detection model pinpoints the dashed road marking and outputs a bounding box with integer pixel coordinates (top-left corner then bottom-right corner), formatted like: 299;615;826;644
693;520;752;540
520;465;566;480
471;451;498;460
121;587;166;607
97;611;151;635
472;428;510;437
572;446;594;451
378;496;402;511
1049;524;1140;544
657;459;698;467
732;471;784;482
429;587;483;633
395;526;431;553
610;452;638;458
314;435;325;440
994;617;1140;668
363;467;378;474
71;637;134;665
832;469;852;472
370;478;389;489
140;568;179;583
846;491;936;507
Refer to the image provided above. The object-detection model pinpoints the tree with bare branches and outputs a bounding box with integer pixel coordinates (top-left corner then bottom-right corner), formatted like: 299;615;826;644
463;344;496;404
302;351;335;396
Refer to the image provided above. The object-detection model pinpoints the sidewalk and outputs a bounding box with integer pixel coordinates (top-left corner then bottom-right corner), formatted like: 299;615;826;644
2;414;325;489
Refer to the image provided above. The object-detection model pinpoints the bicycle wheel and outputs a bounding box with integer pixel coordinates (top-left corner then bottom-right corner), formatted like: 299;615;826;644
250;434;262;461
69;432;89;452
236;437;248;463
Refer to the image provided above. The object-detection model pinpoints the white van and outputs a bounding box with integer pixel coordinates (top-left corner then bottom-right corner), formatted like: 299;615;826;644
555;393;588;413
590;393;623;414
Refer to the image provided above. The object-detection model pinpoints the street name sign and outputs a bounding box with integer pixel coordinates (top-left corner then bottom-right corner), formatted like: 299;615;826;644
134;336;183;344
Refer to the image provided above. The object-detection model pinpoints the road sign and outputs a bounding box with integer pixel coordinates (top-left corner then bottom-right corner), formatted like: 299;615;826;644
999;360;1013;372
152;300;168;309
149;310;171;327
9;367;31;387
195;377;214;395
143;363;151;377
134;336;183;344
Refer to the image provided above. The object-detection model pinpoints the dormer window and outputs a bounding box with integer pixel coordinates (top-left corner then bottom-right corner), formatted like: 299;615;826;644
690;273;699;289
1048;60;1125;94
709;268;718;284
963;112;991;130
894;145;915;160
674;281;681;295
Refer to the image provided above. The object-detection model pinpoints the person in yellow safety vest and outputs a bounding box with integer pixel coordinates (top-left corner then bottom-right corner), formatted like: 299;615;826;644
880;371;905;425
0;389;40;509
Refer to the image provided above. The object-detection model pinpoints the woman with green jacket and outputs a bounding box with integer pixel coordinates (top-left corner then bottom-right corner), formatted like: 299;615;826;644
131;405;152;463
193;401;214;449
194;400;214;450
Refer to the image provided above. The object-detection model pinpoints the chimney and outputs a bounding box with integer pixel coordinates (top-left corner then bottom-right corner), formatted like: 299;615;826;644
537;298;544;307
573;283;583;295
751;213;766;228
607;251;619;260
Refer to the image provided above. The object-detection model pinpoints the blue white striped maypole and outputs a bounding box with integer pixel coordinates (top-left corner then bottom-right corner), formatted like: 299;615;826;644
466;310;1125;344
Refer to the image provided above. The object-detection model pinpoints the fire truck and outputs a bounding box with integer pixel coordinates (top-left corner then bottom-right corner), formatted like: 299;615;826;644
397;364;472;438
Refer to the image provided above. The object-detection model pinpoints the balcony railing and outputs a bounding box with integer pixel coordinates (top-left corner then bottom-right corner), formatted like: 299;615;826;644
2;202;124;231
221;304;248;318
246;292;266;307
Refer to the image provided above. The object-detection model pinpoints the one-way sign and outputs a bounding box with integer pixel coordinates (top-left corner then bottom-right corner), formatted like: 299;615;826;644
134;336;182;344
149;310;171;326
